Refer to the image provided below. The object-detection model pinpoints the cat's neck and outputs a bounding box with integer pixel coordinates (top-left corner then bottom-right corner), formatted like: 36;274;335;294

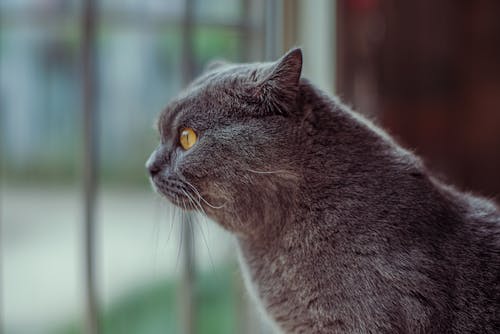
221;82;433;248
230;180;301;247
296;81;423;196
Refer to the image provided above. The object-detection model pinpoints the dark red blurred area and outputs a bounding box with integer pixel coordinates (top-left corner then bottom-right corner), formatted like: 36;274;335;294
337;0;500;197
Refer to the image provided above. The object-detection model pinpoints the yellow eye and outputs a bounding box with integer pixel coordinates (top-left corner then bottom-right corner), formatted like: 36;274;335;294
179;127;197;150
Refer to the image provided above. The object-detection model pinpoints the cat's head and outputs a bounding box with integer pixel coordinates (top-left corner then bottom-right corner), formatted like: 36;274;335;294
146;48;303;237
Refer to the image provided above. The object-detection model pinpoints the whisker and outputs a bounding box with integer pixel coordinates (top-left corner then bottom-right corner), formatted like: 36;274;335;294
153;198;175;272
183;179;227;209
181;187;208;217
150;197;161;276
181;188;216;272
194;215;216;272
246;168;296;176
188;210;196;271
224;156;296;178
175;198;186;272
195;197;212;241
184;187;213;251
165;201;176;245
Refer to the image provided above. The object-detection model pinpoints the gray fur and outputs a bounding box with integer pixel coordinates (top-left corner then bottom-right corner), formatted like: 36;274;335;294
147;48;500;333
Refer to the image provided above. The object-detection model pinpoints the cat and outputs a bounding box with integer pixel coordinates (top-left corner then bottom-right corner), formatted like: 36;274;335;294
146;48;500;333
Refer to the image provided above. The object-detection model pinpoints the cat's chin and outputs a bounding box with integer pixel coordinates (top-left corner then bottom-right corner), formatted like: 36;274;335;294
156;188;198;211
166;197;198;211
149;178;197;211
159;193;197;212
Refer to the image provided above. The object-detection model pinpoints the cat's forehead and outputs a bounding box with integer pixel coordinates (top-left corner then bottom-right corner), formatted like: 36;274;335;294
157;84;229;135
157;62;271;135
159;68;251;120
161;83;221;121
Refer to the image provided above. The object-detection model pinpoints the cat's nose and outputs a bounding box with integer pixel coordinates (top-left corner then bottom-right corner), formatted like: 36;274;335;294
146;151;162;177
147;162;161;177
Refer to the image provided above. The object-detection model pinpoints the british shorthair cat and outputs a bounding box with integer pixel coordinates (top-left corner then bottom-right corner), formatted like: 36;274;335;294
147;48;500;333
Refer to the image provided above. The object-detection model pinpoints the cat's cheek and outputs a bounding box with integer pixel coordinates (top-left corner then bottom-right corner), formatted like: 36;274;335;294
175;152;212;182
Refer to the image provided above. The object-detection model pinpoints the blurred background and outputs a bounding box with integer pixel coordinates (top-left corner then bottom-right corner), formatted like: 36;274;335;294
0;0;499;333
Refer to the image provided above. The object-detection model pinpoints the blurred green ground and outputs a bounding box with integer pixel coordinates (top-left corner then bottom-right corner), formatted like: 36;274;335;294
55;266;238;334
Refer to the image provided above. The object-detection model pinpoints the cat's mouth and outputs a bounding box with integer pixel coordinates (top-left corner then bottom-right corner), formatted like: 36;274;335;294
150;176;198;210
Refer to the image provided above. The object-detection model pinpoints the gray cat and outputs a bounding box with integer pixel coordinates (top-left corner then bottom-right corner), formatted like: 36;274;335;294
146;48;500;333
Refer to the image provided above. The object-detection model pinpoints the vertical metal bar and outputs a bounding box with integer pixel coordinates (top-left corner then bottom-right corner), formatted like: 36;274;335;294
180;0;196;333
181;0;196;83
0;12;5;333
282;0;298;51
239;0;251;62
0;213;2;334
0;192;3;334
180;213;195;334
0;86;4;334
264;0;283;61
82;0;99;333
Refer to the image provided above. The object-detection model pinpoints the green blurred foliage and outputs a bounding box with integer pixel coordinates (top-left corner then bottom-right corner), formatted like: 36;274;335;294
54;266;238;334
194;27;241;70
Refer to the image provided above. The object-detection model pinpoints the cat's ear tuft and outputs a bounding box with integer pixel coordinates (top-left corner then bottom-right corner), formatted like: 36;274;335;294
252;48;303;115
268;47;303;90
204;59;229;72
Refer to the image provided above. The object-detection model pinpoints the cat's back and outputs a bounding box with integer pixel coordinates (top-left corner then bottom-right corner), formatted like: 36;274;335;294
444;188;500;332
298;84;500;332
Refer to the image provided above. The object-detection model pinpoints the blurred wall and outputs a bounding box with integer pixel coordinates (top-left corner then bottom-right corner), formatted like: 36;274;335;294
337;0;500;197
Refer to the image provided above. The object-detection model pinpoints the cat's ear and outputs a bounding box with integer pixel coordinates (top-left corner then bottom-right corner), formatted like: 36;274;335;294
252;48;303;115
266;47;303;91
204;59;229;72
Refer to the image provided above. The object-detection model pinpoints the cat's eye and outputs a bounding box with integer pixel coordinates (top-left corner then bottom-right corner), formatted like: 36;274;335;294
179;127;197;150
